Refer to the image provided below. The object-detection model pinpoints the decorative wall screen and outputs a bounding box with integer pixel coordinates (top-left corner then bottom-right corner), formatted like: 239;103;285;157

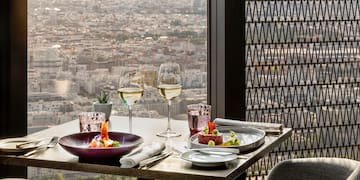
245;0;360;178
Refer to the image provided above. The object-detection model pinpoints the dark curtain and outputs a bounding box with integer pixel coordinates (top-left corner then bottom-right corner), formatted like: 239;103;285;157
225;0;246;119
0;0;27;177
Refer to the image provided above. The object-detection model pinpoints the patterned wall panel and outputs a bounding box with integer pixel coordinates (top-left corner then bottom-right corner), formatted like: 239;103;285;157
245;0;360;178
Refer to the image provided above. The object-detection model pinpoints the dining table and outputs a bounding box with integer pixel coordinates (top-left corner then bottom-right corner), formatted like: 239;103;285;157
0;116;292;180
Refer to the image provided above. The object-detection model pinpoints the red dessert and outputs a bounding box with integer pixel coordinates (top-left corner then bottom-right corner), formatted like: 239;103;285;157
198;121;223;145
198;133;223;145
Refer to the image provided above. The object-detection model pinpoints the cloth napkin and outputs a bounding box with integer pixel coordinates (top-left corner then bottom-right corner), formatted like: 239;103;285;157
119;142;165;168
214;118;283;135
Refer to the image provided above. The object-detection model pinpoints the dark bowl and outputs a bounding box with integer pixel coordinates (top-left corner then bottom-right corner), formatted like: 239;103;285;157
59;132;143;159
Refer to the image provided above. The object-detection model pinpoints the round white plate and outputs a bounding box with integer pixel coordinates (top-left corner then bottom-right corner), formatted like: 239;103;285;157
0;137;41;153
190;127;265;152
181;150;237;167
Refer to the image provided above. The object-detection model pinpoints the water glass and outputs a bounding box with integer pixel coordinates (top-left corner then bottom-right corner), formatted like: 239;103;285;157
187;104;211;136
79;112;105;132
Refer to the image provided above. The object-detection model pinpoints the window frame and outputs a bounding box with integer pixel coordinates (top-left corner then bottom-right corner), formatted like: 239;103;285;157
210;0;246;120
209;0;226;118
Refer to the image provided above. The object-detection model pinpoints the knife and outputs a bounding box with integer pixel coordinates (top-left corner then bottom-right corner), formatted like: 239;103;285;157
191;148;239;154
138;151;172;169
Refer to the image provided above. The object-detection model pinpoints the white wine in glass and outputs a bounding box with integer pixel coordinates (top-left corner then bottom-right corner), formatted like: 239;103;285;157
157;84;182;101
156;63;182;137
118;87;144;107
118;71;144;133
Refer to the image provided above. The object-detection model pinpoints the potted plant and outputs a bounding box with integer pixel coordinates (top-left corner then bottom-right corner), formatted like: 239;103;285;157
93;90;112;120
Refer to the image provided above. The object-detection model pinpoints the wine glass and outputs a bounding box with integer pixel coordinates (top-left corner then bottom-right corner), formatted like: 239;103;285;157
118;69;144;133
156;62;182;137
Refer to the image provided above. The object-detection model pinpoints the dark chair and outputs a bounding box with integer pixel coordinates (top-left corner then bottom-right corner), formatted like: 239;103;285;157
267;158;360;180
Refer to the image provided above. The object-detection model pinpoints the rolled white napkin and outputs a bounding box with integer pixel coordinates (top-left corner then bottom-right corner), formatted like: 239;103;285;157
119;142;165;168
214;118;283;134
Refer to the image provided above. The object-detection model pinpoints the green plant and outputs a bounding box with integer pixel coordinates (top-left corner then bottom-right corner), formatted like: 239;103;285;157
54;173;64;180
97;90;110;104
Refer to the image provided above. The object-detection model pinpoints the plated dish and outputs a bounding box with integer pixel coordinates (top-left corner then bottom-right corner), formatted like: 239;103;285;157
197;121;240;146
190;126;266;152
88;120;120;148
181;150;238;167
59;131;143;159
0;137;42;153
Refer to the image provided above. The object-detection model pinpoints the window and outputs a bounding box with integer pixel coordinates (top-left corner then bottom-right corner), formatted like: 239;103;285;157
27;0;208;178
27;0;208;131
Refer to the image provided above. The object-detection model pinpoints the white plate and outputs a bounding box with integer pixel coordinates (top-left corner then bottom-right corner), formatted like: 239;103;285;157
181;150;237;167
190;127;265;152
0;137;41;153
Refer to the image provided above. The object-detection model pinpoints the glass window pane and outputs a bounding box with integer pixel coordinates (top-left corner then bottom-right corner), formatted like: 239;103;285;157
27;0;207;178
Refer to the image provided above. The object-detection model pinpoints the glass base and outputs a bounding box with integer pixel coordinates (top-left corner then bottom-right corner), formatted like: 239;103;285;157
156;130;181;138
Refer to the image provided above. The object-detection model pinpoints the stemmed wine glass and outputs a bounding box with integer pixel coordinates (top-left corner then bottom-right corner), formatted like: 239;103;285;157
118;69;144;133
156;62;182;137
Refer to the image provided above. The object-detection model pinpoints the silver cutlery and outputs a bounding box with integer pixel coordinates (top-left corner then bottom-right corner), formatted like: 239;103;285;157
138;151;173;169
192;148;239;154
24;136;59;157
194;150;235;156
16;137;49;149
192;149;249;158
237;155;250;159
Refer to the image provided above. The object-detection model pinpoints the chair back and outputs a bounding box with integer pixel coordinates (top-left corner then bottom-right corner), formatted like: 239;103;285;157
267;158;360;180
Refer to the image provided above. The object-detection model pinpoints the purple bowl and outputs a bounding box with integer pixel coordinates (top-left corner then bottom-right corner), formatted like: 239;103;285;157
59;132;143;159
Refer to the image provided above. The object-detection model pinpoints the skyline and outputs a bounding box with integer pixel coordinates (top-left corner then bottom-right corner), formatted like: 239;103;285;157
27;0;208;132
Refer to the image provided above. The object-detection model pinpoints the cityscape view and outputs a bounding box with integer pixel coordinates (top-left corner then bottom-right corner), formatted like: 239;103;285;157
27;0;208;133
28;0;207;178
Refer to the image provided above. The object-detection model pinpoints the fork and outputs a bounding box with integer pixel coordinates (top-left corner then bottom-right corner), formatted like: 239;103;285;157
24;136;59;157
16;137;48;149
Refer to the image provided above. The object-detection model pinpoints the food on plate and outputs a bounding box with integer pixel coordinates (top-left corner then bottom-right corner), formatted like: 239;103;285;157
198;121;223;145
207;140;216;146
221;130;240;146
229;130;236;137
88;120;120;148
198;121;241;146
222;136;240;146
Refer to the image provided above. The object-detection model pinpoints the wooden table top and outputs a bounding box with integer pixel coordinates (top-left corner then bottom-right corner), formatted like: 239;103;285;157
0;116;292;180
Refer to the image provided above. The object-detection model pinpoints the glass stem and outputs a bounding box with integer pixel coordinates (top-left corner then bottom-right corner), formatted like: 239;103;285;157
128;105;132;133
167;100;172;132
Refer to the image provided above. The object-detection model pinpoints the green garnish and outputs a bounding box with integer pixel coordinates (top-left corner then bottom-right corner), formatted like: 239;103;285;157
112;141;120;147
203;127;209;134
228;137;240;145
212;129;219;135
233;138;240;145
229;130;236;137
208;140;215;146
